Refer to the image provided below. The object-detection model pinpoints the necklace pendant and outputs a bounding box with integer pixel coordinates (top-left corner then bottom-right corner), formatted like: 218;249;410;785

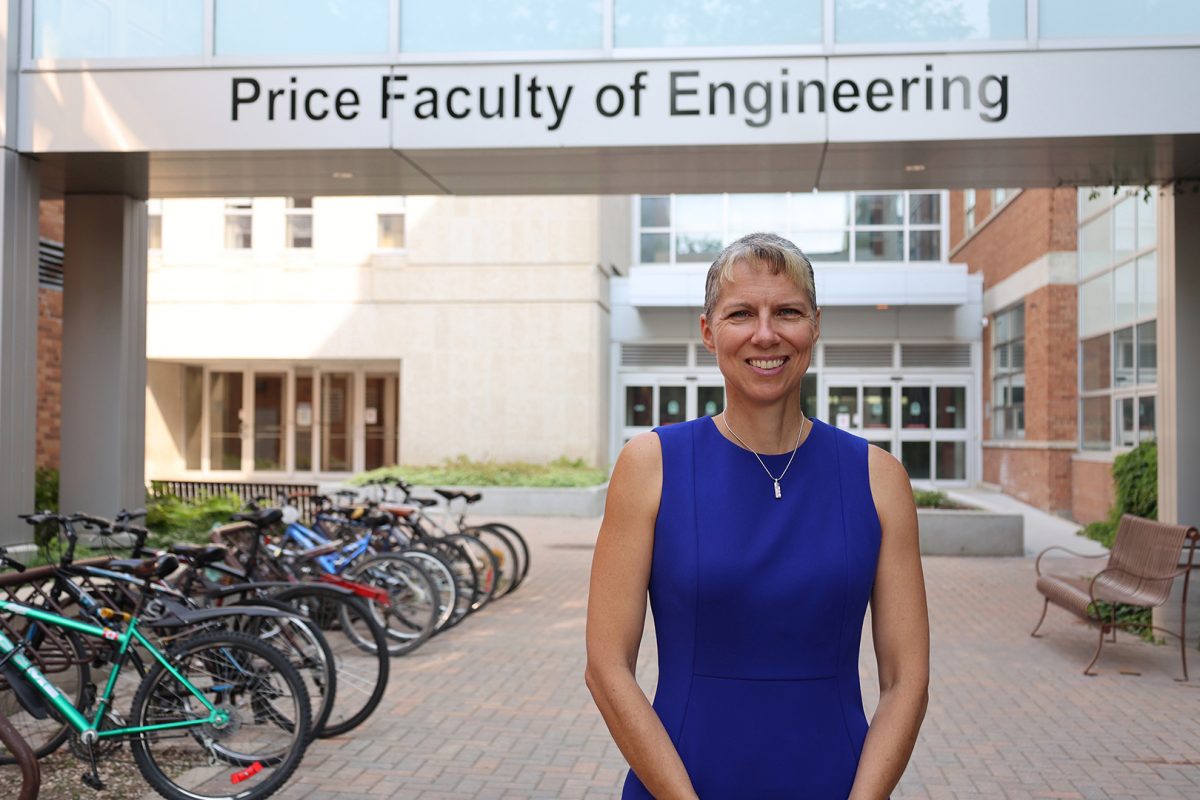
774;480;782;499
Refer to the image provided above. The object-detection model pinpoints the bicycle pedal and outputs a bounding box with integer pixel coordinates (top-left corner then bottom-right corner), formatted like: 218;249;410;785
82;771;106;791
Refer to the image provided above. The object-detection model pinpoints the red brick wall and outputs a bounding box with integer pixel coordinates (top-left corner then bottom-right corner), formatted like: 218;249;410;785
950;189;1077;284
1022;284;1078;442
37;287;62;469
983;447;1073;514
1072;458;1115;524
39;199;63;242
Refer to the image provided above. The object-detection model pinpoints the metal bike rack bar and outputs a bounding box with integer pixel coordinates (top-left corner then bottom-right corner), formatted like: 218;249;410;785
0;710;40;799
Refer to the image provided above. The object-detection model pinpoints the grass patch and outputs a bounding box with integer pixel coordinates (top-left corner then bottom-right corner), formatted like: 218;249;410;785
912;489;973;510
353;456;608;489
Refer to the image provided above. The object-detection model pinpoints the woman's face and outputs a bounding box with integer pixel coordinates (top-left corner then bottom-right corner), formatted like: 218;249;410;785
699;260;820;407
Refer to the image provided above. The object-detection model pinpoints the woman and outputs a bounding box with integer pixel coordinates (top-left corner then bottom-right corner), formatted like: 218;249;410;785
585;232;929;799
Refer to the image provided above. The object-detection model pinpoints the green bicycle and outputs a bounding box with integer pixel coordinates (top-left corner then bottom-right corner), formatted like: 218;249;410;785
0;550;311;800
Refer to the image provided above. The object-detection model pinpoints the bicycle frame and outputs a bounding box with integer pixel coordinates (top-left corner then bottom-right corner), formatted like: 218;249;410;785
282;521;370;575
0;599;226;739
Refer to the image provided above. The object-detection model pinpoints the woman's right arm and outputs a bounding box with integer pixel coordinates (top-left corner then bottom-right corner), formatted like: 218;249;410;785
585;432;698;800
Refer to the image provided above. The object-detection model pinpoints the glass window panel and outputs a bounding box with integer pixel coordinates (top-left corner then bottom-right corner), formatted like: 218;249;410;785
1137;253;1157;319
862;387;892;430
802;231;850;262
675;195;724;230
320;373;353;472
1138;396;1156;441
728;194;788;237
625;386;653;427
640;233;670;263
676;232;723;263
991;406;1006;439
698;386;725;418
216;0;388;56
1137;195;1157;250
1079;187;1109;221
286;214;313;248
908;230;940;261
209;372;243;471
224;215;252;249
994;344;1010;372
901;386;931;429
1079;273;1112;336
937;386;966;429
908;193;941;224
1112;327;1134;388
183;366;203;470
253;374;285;471
935;441;966;480
901;441;931;480
792;193;850;230
615;0;821;47
801;374;819;420
855;231;903;261
364;375;398;470
1010;373;1025;406
1081;396;1111;450
1137;321;1157;385
659;386;686;425
294;375;313;472
1079;213;1111;277
148;214;163;250
640;196;670;228
1013;405;1025;435
993;377;1009;407
837;0;1025;43
1081;334;1111;391
993;309;1011;343
1116;396;1135;447
855;194;903;226
377;214;405;249
1011;304;1025;336
1113;197;1136;264
402;0;603;52
828;386;858;428
33;0;203;58
1040;0;1200;39
1113;262;1135;326
1011;340;1025;370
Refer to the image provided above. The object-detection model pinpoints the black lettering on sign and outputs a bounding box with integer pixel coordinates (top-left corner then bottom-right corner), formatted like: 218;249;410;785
670;71;700;116
232;78;260;121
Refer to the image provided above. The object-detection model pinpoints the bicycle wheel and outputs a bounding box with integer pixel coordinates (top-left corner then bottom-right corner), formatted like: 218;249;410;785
414;538;478;629
396;548;458;632
272;585;389;739
481;521;531;587
444;533;500;611
466;526;519;600
345;554;438;656
0;623;90;763
232;600;336;740
129;630;311;800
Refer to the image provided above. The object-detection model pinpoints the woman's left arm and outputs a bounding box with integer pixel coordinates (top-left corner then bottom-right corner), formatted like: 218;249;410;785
848;445;930;800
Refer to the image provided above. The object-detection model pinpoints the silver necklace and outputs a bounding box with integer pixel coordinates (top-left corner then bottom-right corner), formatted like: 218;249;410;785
720;413;807;499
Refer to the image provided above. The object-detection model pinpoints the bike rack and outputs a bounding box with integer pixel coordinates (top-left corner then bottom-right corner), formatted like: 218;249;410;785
0;710;40;799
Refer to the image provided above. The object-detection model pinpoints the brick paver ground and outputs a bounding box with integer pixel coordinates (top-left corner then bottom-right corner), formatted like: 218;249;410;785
6;516;1198;798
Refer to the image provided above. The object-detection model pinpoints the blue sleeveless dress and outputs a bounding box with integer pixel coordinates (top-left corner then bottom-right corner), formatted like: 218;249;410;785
622;416;881;799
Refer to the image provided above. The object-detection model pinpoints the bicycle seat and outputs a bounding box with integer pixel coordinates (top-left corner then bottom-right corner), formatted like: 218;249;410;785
433;488;460;501
380;504;417;518
297;541;341;559
411;497;439;508
462;492;482;504
107;554;180;580
230;508;284;527
168;544;228;567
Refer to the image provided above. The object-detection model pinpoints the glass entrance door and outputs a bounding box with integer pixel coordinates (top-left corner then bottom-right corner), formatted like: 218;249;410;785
621;377;726;445
826;382;895;453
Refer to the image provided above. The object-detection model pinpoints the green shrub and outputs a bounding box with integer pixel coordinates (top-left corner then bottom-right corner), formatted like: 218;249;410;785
32;467;60;553
352;455;608;489
912;489;972;509
1079;440;1156;549
145;492;243;546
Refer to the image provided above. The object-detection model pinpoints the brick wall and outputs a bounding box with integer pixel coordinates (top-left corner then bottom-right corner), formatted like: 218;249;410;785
1072;457;1115;524
39;199;63;242
983;447;1073;514
950;189;1077;285
37;287;62;469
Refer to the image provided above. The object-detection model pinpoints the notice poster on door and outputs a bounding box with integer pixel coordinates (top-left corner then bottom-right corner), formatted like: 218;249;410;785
365;407;378;425
836;412;851;429
296;402;313;427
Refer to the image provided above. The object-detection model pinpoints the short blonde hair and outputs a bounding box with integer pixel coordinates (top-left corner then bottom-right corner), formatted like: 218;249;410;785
703;232;816;319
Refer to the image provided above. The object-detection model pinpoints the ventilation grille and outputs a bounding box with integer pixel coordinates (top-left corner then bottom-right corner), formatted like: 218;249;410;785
694;348;718;368
38;240;63;289
823;344;893;368
620;343;689;367
901;343;972;368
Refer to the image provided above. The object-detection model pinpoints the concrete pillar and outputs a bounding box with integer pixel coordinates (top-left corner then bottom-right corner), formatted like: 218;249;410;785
1155;190;1200;647
59;195;148;516
0;153;40;546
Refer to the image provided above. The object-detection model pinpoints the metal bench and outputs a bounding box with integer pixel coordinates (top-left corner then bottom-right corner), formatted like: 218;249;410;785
1031;514;1199;680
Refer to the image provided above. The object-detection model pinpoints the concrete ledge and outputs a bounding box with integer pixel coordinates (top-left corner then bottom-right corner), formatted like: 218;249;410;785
325;483;608;518
918;509;1024;556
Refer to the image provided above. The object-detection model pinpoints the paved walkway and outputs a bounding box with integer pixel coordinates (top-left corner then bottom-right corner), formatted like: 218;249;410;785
7;512;1199;799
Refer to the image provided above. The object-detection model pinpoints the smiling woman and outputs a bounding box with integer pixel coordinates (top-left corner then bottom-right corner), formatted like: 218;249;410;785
587;232;930;799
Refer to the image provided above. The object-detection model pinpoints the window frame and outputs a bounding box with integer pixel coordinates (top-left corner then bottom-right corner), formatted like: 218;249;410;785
285;196;314;249
990;302;1025;440
223;198;253;250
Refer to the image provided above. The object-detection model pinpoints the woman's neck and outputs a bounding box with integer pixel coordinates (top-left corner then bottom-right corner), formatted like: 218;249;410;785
719;395;809;455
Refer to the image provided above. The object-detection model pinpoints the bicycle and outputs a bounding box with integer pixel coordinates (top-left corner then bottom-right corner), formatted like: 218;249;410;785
0;546;311;800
